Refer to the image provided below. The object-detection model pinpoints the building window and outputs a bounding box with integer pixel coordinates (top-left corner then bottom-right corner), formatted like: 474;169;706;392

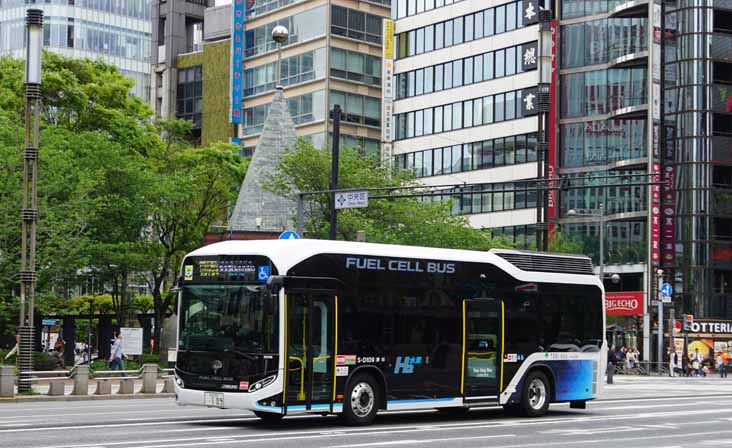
395;42;533;99
244;48;326;97
243;90;326;135
330;91;381;127
331;5;383;45
331;48;382;86
394;89;526;140
394;133;537;178
245;6;326;58
176;66;203;129
395;0;523;59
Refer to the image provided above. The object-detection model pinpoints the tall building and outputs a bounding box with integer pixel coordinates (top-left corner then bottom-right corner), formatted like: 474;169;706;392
152;0;390;151
390;0;547;249
0;0;152;101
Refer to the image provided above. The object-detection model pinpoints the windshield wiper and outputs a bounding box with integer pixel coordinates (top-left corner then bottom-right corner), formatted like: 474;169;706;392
224;347;258;361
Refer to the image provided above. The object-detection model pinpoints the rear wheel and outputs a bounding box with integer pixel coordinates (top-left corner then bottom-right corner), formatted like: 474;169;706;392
342;373;380;426
253;410;284;423
519;370;551;417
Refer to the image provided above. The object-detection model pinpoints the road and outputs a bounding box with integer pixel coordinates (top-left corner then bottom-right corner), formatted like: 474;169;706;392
1;376;731;448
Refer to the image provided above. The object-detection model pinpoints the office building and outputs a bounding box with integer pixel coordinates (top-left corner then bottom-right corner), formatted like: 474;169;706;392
0;0;152;101
152;0;390;150
390;0;547;248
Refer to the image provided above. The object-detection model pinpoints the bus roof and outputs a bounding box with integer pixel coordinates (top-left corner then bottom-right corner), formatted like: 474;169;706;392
185;239;603;288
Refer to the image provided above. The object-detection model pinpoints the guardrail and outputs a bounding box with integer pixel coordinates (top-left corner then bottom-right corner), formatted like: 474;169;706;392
0;364;175;398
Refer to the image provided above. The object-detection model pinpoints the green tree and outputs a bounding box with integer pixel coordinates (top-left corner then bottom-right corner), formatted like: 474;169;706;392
266;139;514;251
142;120;248;350
547;228;584;255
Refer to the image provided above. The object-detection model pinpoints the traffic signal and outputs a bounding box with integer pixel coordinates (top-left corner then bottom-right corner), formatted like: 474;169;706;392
682;314;693;331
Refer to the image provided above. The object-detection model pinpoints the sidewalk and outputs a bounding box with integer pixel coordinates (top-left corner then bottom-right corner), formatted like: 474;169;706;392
1;378;173;402
601;374;732;400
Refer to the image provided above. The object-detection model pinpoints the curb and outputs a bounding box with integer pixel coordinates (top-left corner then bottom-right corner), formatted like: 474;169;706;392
0;393;174;403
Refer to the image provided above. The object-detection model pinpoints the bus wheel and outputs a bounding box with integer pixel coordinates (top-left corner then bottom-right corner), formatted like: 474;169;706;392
253;411;284;423
342;373;380;426
519;371;551;417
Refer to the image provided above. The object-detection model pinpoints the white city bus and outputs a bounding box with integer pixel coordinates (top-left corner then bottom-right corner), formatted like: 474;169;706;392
174;239;605;425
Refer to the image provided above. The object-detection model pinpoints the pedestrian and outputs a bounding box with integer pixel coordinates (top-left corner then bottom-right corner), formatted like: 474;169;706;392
692;348;704;377
717;352;727;378
109;333;127;377
52;339;66;369
607;343;617;384
669;351;678;377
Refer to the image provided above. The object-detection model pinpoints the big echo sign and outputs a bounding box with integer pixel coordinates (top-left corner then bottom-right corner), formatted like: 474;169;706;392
605;291;644;316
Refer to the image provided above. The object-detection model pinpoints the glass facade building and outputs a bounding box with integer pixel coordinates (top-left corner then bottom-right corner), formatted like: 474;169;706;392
390;0;542;231
555;0;732;320
0;0;152;101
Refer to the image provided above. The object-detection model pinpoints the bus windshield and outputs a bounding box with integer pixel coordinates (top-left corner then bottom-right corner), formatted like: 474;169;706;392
178;284;278;354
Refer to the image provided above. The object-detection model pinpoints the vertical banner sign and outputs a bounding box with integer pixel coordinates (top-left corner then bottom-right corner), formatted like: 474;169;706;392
649;3;661;267
547;20;557;235
381;19;395;165
662;155;676;266
230;0;245;124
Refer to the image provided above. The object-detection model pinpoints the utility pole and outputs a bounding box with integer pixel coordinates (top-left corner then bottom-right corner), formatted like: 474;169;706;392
329;105;341;240
18;9;43;392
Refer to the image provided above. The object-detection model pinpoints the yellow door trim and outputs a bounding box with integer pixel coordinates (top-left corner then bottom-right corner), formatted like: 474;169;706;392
332;295;339;402
499;301;505;393
283;294;288;405
460;299;466;395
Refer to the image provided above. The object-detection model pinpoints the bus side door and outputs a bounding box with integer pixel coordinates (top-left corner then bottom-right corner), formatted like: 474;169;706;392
462;299;504;401
285;291;336;412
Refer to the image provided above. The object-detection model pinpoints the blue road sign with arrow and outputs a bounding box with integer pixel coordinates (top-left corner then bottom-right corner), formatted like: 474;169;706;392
278;230;300;240
660;282;673;297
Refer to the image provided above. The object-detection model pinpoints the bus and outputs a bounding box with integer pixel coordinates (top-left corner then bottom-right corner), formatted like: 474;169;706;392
174;239;605;425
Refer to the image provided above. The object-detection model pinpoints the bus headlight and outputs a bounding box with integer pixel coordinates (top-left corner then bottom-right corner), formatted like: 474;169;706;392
249;375;276;392
175;375;184;388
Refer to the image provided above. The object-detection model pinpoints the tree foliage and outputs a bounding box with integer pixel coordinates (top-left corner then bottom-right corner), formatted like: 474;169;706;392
0;53;247;346
266;139;514;251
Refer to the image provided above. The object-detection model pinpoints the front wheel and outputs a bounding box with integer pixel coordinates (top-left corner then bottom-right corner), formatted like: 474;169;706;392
253;410;284;423
342;373;380;426
519;371;551;417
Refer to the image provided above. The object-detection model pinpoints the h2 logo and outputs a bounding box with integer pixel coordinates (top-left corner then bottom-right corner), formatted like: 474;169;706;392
394;356;422;374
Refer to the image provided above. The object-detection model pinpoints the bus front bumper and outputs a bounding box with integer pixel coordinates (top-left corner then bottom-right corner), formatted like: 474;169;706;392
175;381;283;414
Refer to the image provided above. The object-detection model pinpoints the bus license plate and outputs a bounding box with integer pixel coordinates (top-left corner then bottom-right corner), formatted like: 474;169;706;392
204;392;224;408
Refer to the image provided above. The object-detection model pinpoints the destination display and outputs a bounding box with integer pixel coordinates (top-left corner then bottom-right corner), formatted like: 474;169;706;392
182;255;276;283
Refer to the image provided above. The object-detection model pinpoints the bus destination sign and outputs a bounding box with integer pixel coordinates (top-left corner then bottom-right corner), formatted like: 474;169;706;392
183;256;275;283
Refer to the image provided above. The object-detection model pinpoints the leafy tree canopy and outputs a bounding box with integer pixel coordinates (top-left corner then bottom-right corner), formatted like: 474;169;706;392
266;139;514;251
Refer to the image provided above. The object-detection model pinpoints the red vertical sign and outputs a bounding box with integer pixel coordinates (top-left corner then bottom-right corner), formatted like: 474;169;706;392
547;19;557;235
651;161;661;265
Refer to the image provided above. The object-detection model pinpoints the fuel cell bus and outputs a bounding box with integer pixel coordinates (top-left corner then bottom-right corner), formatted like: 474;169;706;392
174;239;605;425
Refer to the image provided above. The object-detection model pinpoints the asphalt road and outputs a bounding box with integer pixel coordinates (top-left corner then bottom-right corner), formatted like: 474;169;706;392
2;376;731;448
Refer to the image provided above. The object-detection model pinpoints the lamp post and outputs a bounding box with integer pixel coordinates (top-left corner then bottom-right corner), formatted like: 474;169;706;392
18;8;43;392
271;25;288;88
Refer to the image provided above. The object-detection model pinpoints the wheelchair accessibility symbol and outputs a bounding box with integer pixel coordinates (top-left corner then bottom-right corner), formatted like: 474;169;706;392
257;266;270;281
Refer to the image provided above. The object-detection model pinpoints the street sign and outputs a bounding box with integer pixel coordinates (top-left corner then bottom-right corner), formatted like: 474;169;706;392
120;327;143;356
660;282;673;297
651;300;662;306
334;191;368;210
661;295;672;303
42;319;57;327
278;230;300;240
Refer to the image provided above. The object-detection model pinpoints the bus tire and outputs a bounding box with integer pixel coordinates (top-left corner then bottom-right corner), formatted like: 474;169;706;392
253;411;284;423
342;373;380;426
519;370;551;417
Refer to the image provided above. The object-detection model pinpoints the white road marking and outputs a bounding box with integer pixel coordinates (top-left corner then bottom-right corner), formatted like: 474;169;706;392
329;434;514;447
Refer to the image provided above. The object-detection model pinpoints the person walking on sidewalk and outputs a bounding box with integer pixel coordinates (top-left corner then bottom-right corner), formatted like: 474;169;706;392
607;343;617;384
717;352;727;378
109;333;127;377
